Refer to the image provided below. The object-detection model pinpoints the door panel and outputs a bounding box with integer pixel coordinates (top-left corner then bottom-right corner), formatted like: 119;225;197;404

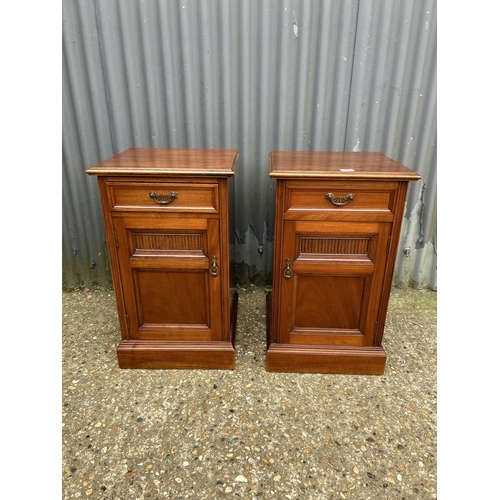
295;275;366;329
114;216;222;341
132;269;212;340
279;220;390;346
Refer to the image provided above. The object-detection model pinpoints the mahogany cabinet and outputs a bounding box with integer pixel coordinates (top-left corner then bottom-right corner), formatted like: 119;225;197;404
86;148;239;369
266;151;421;374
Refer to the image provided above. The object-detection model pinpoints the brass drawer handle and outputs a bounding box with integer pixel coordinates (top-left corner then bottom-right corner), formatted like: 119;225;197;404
284;258;292;279
149;191;178;204
325;193;354;206
210;256;218;277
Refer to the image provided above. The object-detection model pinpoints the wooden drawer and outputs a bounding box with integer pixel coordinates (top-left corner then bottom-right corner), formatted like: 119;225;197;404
283;180;397;219
107;180;219;213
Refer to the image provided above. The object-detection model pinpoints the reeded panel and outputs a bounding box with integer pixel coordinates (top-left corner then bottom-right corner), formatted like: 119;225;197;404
299;237;370;256
133;233;204;255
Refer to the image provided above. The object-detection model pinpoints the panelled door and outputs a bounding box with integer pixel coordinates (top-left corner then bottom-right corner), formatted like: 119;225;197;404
113;216;222;341
278;220;391;347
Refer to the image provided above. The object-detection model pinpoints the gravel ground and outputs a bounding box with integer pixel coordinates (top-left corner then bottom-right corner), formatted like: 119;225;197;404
62;285;436;499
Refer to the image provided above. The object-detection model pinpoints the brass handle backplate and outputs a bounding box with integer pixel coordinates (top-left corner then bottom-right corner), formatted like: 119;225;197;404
325;193;354;206
284;258;292;279
149;191;178;204
210;256;218;277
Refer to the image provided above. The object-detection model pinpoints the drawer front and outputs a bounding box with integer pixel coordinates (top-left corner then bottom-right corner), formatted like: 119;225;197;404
108;181;219;213
283;180;397;218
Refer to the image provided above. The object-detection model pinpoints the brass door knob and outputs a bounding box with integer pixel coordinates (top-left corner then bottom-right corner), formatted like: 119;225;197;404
284;258;292;279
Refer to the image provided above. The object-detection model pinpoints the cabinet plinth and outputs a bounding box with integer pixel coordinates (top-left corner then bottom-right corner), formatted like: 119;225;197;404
266;151;420;375
86;148;239;369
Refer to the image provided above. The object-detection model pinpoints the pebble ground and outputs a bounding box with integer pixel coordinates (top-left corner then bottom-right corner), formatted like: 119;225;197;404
62;285;437;499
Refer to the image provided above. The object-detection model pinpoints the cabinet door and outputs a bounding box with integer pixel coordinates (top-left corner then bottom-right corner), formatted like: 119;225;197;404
278;220;391;347
113;216;222;341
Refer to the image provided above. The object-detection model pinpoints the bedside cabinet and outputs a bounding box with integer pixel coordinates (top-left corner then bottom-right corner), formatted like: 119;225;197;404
266;151;421;374
86;148;239;369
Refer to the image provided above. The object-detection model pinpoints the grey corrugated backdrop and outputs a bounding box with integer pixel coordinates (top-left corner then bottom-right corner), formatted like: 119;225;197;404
62;0;436;290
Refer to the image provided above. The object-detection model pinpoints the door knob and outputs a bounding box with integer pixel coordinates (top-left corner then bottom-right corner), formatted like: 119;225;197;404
210;256;219;276
284;258;292;279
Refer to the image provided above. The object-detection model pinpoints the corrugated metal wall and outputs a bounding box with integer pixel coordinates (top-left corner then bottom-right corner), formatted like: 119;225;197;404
62;0;437;290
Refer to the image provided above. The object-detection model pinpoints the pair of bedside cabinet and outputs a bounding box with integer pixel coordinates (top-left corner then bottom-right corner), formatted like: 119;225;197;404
86;148;420;374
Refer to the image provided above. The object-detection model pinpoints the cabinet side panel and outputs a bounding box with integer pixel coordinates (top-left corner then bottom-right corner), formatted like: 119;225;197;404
218;178;232;342
227;174;238;345
228;175;236;293
97;177;129;340
270;179;286;344
374;182;409;346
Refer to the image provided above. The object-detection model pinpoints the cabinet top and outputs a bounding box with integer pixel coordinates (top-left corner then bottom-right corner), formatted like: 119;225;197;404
269;151;421;181
86;148;239;177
